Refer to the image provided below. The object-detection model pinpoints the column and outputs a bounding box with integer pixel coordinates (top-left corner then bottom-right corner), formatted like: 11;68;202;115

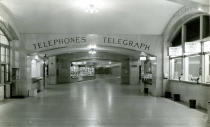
48;56;57;85
57;57;70;84
121;58;130;84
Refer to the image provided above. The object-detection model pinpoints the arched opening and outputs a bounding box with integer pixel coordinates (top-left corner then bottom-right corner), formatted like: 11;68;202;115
30;45;158;94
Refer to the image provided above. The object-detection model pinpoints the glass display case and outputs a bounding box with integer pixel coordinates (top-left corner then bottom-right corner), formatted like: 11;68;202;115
70;63;95;81
141;57;155;85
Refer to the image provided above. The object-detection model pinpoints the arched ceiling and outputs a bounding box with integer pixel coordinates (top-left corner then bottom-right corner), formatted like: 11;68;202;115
0;0;209;35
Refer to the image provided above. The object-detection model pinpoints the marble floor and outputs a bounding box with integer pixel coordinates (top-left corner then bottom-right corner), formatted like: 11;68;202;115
0;76;209;127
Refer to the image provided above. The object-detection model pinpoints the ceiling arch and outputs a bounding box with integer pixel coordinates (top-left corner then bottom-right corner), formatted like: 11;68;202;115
1;0;184;35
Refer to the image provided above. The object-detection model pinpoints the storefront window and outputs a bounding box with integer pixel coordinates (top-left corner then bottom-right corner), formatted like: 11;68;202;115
70;64;95;79
70;61;95;82
170;58;182;80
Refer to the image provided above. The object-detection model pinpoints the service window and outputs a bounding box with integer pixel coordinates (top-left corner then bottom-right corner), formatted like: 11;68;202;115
185;55;201;82
170;58;182;80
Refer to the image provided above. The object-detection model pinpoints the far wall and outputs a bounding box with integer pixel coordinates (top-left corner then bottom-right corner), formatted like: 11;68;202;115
48;52;131;84
111;66;121;76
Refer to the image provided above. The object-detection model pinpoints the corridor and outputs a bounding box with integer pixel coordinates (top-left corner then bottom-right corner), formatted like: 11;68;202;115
0;76;208;127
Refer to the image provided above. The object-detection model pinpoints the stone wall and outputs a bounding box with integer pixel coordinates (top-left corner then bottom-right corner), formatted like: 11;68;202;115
169;80;210;109
57;57;70;83
48;56;57;85
129;60;139;85
55;53;131;84
111;66;121;76
121;59;130;84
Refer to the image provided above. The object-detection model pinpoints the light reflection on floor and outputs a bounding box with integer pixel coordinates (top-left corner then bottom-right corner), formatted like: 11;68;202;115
0;75;208;127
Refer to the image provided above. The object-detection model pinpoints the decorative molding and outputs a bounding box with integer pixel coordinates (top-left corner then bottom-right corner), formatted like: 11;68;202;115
23;34;162;56
0;4;19;40
163;6;209;42
0;20;18;40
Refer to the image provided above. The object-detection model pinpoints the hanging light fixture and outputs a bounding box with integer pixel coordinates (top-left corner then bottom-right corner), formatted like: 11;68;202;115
72;0;109;14
85;4;99;14
198;7;204;12
89;49;97;55
88;44;97;55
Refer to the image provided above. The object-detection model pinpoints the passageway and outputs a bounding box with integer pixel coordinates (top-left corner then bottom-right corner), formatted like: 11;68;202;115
0;76;208;127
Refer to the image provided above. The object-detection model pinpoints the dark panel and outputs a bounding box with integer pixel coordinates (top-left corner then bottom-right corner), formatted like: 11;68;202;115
203;16;210;38
186;17;200;42
171;29;182;47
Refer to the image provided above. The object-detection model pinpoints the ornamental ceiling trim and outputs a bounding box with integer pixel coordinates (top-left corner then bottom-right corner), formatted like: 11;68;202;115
0;18;18;41
163;6;209;42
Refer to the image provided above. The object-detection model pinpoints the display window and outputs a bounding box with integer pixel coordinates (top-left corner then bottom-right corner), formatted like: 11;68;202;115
70;62;95;79
140;56;156;85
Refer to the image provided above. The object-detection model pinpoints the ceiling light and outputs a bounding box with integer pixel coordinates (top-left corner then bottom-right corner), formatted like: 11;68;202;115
34;55;39;60
89;49;96;55
198;7;204;12
73;0;108;14
88;44;97;49
88;44;97;55
86;4;98;14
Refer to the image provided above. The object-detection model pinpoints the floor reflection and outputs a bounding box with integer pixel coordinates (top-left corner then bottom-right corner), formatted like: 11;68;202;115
0;75;208;127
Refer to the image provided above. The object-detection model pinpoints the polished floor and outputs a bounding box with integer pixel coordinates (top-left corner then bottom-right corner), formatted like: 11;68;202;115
0;76;209;127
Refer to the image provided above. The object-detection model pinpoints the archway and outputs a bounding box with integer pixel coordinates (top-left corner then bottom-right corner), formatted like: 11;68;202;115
24;34;163;96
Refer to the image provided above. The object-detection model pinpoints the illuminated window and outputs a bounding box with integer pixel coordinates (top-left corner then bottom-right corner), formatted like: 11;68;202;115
170;58;182;80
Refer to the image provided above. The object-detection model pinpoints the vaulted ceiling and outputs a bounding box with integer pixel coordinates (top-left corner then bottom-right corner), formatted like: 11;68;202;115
0;0;209;35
